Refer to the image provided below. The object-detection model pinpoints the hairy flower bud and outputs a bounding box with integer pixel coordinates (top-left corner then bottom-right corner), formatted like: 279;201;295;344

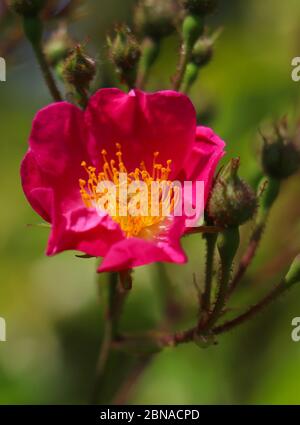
9;0;45;16
191;35;213;66
45;25;73;67
261;118;300;180
181;0;218;15
107;25;141;87
134;0;179;40
207;158;257;228
63;45;96;90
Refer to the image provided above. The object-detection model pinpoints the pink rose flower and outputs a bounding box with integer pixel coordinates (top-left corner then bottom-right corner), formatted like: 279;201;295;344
21;89;225;272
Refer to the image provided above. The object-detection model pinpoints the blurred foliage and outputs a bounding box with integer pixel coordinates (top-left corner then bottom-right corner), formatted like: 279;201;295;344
0;0;300;404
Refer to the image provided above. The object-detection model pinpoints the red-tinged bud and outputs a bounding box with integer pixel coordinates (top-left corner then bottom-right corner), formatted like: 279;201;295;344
181;0;218;16
192;29;222;67
134;0;179;40
107;25;141;88
207;158;257;228
191;35;213;66
261;118;300;180
9;0;46;16
63;45;96;90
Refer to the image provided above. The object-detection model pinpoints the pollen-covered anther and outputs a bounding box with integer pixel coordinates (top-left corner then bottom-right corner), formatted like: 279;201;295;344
79;144;175;238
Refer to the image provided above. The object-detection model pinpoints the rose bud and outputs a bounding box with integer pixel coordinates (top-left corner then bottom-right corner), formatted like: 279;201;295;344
63;44;96;90
107;25;141;88
9;0;45;16
207;158;257;228
134;0;179;40
261;118;300;180
181;0;218;16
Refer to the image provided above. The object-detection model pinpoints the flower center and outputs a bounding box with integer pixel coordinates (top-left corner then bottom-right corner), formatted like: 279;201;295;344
79;144;177;238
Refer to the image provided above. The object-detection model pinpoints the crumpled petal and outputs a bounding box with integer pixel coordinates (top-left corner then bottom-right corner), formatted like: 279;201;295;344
21;151;54;223
99;216;187;272
47;207;124;257
85;88;197;176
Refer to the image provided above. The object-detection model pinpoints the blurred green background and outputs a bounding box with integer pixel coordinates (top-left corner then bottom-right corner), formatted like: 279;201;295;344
1;0;300;404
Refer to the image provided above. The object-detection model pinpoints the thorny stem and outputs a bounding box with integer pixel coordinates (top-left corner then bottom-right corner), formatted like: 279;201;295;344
31;40;63;102
213;278;297;334
202;228;240;331
162;276;299;346
173;44;190;91
203;257;231;330
173;14;203;91
22;15;62;102
201;233;217;313
184;225;223;237
227;223;265;297
92;271;131;404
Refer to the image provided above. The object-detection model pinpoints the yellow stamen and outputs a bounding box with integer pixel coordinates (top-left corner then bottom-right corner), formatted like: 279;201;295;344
79;144;175;238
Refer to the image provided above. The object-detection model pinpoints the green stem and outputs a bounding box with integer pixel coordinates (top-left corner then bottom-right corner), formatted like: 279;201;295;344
204;260;230;329
203;227;240;330
32;43;63;102
173;15;204;91
23;16;62;102
92;271;131;404
173;45;190;91
181;62;199;94
184;225;223;237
